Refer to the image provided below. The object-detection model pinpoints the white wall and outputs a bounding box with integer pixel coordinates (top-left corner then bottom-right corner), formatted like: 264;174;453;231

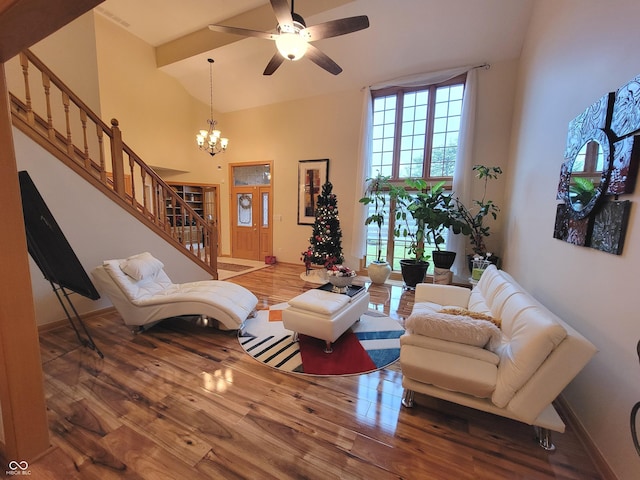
505;1;640;478
93;13;206;174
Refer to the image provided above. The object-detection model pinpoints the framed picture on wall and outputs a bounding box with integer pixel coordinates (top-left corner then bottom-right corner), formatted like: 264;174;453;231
297;159;329;225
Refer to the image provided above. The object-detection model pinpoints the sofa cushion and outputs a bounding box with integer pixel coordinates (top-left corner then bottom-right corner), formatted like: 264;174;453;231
287;289;351;316
492;305;567;407
401;333;500;365
406;303;501;352
401;344;497;398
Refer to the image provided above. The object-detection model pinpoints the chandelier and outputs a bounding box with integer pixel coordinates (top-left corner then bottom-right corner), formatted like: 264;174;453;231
196;58;228;156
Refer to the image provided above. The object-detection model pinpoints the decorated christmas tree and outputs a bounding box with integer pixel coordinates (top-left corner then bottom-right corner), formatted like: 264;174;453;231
308;181;344;267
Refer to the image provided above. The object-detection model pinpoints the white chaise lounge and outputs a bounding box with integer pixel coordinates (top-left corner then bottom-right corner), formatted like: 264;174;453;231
92;252;258;331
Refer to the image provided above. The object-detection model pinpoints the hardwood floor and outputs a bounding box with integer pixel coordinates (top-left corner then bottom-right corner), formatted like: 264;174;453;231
30;263;602;479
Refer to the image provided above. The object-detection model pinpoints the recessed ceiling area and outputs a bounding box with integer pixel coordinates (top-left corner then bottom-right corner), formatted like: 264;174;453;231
95;0;534;113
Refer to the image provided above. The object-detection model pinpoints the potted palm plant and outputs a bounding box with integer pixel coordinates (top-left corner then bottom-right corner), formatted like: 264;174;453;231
359;173;392;284
452;164;503;269
391;179;466;288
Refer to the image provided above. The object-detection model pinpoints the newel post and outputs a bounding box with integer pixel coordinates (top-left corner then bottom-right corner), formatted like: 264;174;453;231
110;118;126;197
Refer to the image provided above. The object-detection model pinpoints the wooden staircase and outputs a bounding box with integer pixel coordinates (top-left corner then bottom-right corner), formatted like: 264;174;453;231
7;49;217;277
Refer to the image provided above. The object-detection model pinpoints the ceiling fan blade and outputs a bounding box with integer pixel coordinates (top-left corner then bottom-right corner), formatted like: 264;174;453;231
270;0;294;30
263;52;285;76
302;15;370;41
305;44;342;75
208;24;277;40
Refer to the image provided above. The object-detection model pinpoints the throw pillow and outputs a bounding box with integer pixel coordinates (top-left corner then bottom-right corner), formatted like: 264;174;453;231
120;252;164;281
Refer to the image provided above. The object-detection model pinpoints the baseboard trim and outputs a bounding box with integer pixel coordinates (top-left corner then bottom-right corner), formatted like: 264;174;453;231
556;395;618;480
37;307;116;333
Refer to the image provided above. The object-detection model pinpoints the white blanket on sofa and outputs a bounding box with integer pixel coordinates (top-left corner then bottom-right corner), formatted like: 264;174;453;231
406;303;502;352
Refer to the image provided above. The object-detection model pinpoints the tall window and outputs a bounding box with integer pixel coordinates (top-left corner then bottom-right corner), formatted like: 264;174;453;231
366;74;466;271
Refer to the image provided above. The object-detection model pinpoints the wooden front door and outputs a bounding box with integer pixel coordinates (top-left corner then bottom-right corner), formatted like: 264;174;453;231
230;163;273;260
231;187;259;259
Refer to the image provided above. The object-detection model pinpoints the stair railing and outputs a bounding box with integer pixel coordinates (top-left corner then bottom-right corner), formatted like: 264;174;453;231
6;49;217;277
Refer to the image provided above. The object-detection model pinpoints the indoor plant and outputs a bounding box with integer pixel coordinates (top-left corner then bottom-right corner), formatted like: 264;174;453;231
359;173;392;284
452;164;502;267
391;178;465;287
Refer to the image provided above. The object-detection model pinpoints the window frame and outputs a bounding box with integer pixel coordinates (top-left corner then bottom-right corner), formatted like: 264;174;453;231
368;73;467;269
371;73;466;187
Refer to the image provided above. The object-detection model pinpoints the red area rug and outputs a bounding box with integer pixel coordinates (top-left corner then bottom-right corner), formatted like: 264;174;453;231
297;331;376;375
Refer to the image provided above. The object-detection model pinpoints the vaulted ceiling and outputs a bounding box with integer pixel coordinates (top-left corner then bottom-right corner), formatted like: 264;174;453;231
96;0;534;113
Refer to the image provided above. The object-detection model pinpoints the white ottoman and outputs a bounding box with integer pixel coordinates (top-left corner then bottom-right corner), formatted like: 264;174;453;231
282;288;370;353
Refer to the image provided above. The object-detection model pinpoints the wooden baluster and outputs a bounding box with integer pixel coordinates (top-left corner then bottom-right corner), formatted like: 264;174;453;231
170;190;177;234
128;155;135;206
154;180;163;227
109;118;125;197
209;222;218;278
80;109;90;168
195;219;202;258
62;91;73;155
19;52;34;125
180;205;186;246
160;185;168;230
140;169;148;216
41;71;54;141
97;125;106;183
185;212;192;251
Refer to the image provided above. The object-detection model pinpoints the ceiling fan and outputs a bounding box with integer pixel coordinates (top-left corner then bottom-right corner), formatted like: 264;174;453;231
208;0;369;75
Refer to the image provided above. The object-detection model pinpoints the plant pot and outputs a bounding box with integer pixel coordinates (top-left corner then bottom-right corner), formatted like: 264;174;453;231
432;250;456;270
368;261;392;285
467;253;500;274
399;259;429;289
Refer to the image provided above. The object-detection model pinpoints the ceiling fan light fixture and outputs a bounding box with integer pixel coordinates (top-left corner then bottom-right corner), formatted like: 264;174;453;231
275;32;308;60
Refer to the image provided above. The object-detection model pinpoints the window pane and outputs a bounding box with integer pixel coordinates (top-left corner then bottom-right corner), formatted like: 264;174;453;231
449;99;463;116
382;137;395;152
401;121;414;137
415;105;427;120
237;193;252;226
433;118;447;133
403;106;416;121
383;124;395;138
262;193;269;227
450;85;464;100
364;193;390;264
432;132;446;148
233;165;270;186
434;102;448;117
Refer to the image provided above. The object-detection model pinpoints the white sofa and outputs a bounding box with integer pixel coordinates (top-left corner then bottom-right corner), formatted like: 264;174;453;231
400;265;597;450
92;252;258;331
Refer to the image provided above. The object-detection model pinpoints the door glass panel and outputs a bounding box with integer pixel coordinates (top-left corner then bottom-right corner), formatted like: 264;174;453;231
233;165;271;186
262;192;269;227
204;188;216;223
237;193;253;226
